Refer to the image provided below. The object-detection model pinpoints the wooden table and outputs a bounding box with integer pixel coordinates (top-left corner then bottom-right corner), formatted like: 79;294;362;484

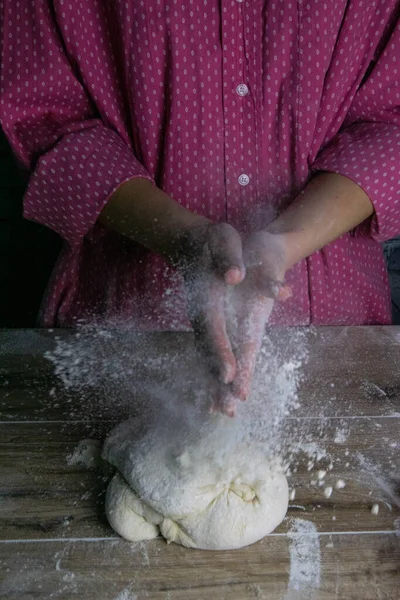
0;327;399;599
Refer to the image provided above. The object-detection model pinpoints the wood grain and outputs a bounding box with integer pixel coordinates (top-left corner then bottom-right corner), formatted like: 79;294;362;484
0;534;399;600
0;328;399;599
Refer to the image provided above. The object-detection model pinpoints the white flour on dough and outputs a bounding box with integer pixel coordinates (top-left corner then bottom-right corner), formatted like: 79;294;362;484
102;413;288;550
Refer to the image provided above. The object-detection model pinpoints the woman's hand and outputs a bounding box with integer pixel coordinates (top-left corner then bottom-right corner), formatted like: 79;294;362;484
210;231;291;416
176;222;246;398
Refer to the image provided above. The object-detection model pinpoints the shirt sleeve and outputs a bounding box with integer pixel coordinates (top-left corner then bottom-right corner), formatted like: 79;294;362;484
0;0;153;247
312;16;400;243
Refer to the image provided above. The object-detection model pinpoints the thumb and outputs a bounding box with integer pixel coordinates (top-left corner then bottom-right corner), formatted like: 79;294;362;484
208;223;246;285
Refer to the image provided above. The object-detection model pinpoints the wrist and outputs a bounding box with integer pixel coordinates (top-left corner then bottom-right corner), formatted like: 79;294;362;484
264;172;375;270
100;177;211;263
253;229;295;275
165;219;212;267
263;227;305;272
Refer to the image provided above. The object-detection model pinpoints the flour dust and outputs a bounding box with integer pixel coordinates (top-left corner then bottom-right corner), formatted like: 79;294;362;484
45;323;398;515
45;324;312;468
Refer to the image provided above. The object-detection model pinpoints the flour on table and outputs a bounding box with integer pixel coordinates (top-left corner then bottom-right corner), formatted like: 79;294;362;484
102;412;288;550
113;590;137;600
66;439;102;468
287;518;321;592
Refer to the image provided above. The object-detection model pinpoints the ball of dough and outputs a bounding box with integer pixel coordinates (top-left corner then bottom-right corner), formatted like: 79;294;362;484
105;472;161;542
102;417;288;550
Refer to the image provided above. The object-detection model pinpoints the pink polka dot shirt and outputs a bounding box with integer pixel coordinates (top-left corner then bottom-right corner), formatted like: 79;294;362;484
1;0;400;329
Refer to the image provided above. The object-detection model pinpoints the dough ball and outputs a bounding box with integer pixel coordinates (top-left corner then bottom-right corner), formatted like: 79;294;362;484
102;416;288;550
105;472;161;542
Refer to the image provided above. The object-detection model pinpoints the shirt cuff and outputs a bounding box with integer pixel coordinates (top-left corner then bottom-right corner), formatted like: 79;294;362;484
24;126;153;247
311;121;400;243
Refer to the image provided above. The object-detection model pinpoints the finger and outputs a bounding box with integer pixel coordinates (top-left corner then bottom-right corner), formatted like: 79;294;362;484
232;339;260;402
210;389;237;418
192;279;237;385
225;266;245;286
251;267;289;300
206;287;237;384
231;298;273;401
277;284;292;301
194;319;236;385
208;223;246;284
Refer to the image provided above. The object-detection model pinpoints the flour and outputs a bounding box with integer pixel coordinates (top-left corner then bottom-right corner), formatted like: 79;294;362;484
335;479;346;490
361;380;387;398
246;583;267;599
394;517;400;535
45;324;353;528
66;439;102;468
113;590;137;600
103;414;289;549
45;325;310;461
371;503;380;515
294;442;327;463
333;427;348;444
287;518;321;592
357;453;400;509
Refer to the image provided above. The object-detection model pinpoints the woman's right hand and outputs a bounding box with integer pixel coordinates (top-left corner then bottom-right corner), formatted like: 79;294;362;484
176;223;246;414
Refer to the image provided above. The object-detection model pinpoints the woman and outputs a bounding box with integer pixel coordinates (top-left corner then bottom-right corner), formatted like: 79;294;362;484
1;0;399;414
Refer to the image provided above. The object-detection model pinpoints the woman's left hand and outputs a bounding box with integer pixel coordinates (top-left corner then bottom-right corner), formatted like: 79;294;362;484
211;231;291;415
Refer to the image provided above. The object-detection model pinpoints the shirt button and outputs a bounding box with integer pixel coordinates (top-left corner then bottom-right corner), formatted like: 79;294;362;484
238;174;250;186
236;83;249;97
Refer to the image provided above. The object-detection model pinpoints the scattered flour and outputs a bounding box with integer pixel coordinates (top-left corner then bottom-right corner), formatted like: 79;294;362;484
66;439;102;468
357;453;400;509
361;380;387;398
113;590;137;600
246;583;267;599
46;325;310;469
287;518;321;592
333;427;348;444
394;517;400;535
371;503;380;516
45;323;397;531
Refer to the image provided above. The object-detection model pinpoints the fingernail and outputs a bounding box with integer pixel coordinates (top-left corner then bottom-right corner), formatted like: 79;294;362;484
225;404;236;417
209;402;217;415
222;364;235;385
225;267;244;285
222;372;230;385
238;389;248;402
278;285;292;301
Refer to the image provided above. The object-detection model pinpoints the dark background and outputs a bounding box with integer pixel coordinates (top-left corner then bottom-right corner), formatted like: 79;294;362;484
0;129;399;327
0;129;61;327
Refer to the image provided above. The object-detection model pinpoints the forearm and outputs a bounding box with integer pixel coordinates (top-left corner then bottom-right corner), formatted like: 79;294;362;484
99;178;210;262
266;172;374;270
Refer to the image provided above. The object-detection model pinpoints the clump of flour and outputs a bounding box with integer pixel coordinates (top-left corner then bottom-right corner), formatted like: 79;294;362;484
66;439;102;468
